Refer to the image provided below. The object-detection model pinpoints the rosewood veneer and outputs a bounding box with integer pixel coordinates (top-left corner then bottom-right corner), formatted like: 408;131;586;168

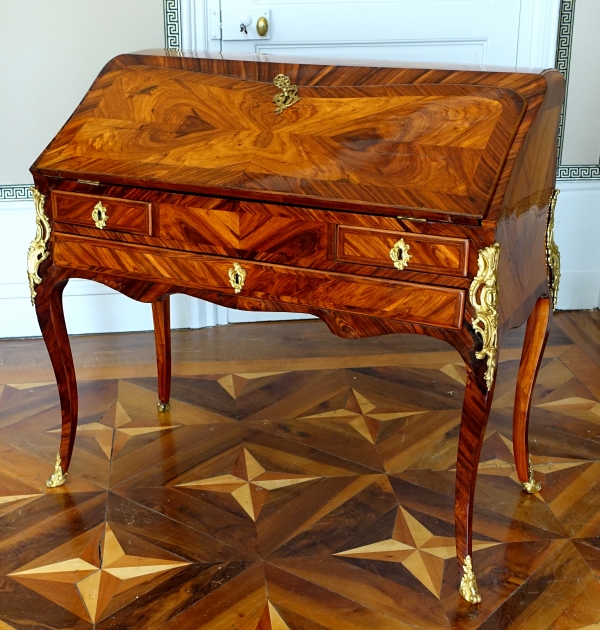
27;50;564;604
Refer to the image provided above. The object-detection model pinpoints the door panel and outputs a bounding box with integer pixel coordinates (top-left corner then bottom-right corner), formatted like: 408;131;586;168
219;1;522;67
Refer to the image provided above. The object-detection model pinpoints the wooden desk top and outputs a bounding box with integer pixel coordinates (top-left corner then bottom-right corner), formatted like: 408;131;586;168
33;51;562;224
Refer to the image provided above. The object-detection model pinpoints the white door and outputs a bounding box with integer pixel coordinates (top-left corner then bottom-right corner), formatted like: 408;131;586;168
194;0;558;324
217;0;520;65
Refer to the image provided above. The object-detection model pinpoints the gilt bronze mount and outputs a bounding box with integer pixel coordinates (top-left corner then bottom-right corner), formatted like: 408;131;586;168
273;74;300;115
469;243;501;390
27;187;51;305
546;189;561;310
459;555;481;604
46;452;67;488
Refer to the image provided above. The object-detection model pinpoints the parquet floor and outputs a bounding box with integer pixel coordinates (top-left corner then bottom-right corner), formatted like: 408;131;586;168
0;311;599;629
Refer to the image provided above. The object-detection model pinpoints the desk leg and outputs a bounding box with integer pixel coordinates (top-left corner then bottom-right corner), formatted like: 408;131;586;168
152;297;171;413
455;369;495;604
35;269;77;488
513;296;551;493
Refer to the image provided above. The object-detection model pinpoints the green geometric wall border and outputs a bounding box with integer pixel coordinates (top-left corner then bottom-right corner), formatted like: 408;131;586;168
555;0;600;180
163;0;182;50
0;185;33;201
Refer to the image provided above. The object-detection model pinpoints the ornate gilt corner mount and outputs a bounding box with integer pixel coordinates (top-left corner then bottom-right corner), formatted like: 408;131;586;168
469;243;501;391
157;401;170;413
27;187;51;305
522;458;541;494
459;555;481;604
46;452;67;488
546;189;561;310
273;74;300;115
228;262;247;294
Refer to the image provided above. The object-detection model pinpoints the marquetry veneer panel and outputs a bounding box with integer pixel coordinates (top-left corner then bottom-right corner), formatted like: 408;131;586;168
53;235;465;329
36;65;530;219
156;200;331;267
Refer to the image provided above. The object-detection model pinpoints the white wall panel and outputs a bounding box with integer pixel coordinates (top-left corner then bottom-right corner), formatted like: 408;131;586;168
0;0;210;339
554;181;600;310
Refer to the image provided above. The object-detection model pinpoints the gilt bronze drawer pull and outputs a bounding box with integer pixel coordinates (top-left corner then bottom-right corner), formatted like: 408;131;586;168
389;238;412;270
228;262;247;293
91;201;109;229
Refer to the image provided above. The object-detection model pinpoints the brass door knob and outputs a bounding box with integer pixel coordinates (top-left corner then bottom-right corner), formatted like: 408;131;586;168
91;201;109;229
389;238;412;270
256;16;268;36
228;262;247;293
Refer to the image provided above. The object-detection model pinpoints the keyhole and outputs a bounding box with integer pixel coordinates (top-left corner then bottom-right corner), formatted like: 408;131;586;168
240;23;247;34
234;273;240;284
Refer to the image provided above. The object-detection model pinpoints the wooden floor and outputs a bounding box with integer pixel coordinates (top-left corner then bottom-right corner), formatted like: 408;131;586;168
0;311;599;630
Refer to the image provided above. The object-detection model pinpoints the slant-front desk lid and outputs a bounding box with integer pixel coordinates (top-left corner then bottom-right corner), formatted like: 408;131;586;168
32;50;560;224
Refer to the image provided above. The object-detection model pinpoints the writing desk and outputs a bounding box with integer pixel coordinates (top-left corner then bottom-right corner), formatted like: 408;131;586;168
28;50;564;603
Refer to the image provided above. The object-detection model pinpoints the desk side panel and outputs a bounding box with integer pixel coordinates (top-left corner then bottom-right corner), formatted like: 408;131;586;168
494;70;564;331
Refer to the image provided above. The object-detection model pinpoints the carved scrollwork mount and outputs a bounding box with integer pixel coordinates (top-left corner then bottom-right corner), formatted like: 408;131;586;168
469;243;501;391
273;74;301;115
27;187;51;305
546;189;561;310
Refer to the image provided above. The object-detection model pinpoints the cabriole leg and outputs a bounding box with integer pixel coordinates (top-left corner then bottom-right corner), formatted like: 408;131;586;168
455;369;495;604
513;296;552;493
152;297;171;413
34;271;77;487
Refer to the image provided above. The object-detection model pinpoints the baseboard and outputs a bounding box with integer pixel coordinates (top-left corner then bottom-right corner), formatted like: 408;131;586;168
554;180;600;310
0;289;211;339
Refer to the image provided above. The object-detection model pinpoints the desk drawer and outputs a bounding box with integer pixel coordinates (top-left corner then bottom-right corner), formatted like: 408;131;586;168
54;235;465;330
337;226;469;277
53;191;151;235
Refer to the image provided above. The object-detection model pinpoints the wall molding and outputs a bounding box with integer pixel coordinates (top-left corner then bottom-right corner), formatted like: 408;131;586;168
555;0;600;180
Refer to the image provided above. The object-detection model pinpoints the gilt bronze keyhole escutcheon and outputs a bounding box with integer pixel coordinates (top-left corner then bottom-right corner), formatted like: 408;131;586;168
91;201;109;229
228;262;247;293
389;238;412;270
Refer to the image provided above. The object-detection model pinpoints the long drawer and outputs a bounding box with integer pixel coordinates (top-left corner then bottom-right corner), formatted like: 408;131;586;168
53;234;466;330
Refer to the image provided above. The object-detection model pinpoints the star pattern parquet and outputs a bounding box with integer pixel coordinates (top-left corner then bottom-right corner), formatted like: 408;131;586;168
0;312;599;629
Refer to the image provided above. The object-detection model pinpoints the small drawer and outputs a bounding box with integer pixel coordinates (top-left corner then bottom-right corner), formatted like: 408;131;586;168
53;191;151;235
337;226;469;277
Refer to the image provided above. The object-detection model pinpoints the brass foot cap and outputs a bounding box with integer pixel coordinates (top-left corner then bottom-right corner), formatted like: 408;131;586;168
46;472;67;488
157;401;170;413
46;452;67;488
459;555;481;604
522;459;541;494
522;479;542;494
